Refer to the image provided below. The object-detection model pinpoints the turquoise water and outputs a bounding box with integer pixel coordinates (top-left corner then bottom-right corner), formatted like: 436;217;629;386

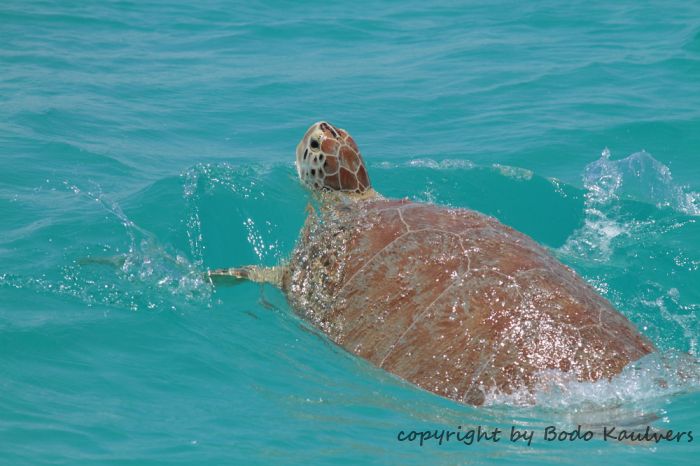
2;1;700;464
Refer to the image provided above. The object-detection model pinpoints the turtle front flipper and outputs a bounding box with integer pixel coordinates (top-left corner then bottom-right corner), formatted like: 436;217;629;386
207;265;286;288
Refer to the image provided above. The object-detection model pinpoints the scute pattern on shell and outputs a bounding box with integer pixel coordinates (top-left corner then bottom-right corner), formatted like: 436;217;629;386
284;198;654;406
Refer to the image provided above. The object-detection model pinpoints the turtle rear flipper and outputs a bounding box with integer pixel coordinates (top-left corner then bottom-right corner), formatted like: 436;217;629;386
207;267;251;286
207;265;286;288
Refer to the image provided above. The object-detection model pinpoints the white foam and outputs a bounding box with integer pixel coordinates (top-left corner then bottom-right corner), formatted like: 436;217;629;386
374;158;476;170
485;351;700;411
492;163;533;180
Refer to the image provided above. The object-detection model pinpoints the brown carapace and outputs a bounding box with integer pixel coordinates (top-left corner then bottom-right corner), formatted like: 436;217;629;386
296;121;371;194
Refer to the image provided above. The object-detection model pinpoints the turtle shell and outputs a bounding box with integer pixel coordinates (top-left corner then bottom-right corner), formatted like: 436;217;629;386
284;198;654;405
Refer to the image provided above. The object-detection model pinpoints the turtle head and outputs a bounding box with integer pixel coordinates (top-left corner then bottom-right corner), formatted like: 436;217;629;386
296;121;371;195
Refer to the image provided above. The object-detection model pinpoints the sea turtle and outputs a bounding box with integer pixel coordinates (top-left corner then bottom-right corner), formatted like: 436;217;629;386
209;121;654;405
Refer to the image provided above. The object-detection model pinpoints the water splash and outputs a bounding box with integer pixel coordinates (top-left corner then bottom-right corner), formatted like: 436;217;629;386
1;179;214;312
3;162;300;312
634;284;699;357
181;162;287;265
584;149;699;215
181;162;264;264
560;149;699;262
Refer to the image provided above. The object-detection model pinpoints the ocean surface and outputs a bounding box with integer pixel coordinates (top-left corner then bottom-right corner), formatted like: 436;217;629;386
2;1;700;464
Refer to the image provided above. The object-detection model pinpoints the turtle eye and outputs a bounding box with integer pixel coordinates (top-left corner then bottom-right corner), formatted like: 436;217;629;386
310;139;320;150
